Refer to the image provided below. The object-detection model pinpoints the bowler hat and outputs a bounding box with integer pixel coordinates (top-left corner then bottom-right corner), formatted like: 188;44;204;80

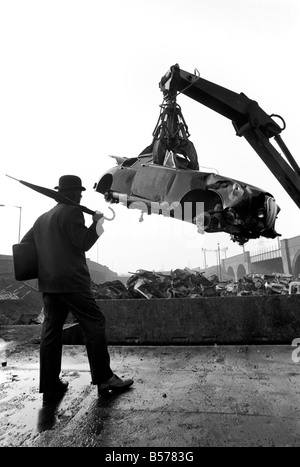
54;175;86;192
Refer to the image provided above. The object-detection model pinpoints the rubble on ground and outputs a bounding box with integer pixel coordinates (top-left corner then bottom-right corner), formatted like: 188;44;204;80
90;280;133;299
0;276;44;325
234;273;299;296
91;269;300;299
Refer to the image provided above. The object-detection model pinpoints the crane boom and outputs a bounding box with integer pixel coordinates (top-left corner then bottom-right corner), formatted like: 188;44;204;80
159;64;300;209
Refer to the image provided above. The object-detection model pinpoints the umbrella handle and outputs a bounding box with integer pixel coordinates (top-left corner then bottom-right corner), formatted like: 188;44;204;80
103;206;115;221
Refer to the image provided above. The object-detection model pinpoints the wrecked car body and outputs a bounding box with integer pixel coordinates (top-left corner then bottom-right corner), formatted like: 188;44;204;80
94;153;280;245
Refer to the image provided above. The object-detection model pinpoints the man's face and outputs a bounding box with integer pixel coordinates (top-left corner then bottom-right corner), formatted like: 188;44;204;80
74;192;82;204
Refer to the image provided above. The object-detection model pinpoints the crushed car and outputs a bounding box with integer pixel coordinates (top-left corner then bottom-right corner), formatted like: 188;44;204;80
94;152;280;246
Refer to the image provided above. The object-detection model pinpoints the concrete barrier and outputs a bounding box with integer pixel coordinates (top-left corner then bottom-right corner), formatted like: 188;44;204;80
62;295;300;345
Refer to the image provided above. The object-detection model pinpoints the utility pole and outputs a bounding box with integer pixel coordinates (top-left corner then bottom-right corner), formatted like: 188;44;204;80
201;248;208;269
217;243;221;280
202;247;219;274
202;244;228;279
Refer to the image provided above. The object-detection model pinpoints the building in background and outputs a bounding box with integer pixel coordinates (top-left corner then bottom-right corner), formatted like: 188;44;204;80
198;235;300;281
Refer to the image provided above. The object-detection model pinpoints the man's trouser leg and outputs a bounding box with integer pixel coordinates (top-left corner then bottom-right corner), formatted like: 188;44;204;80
65;292;114;384
40;292;114;390
39;293;68;393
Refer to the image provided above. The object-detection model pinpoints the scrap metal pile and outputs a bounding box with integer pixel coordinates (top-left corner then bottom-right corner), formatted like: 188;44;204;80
232;273;299;296
91;269;300;299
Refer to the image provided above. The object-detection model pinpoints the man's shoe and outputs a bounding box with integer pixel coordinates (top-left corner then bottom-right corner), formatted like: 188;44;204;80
42;379;69;403
98;374;133;394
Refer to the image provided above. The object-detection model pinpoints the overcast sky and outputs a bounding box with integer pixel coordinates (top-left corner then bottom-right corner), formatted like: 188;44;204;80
0;0;299;274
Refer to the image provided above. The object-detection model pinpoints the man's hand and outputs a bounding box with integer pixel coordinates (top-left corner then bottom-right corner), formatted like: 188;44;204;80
94;211;105;236
93;211;104;224
93;211;104;227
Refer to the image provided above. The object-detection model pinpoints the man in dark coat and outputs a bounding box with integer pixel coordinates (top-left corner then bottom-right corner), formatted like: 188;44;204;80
21;175;133;403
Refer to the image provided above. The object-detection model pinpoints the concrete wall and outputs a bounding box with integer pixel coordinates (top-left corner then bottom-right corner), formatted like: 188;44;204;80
294;254;300;276
249;257;284;275
288;236;300;275
281;239;293;274
63;295;300;345
278;236;300;275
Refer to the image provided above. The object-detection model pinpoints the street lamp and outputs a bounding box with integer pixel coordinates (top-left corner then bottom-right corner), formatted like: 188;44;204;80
0;204;22;242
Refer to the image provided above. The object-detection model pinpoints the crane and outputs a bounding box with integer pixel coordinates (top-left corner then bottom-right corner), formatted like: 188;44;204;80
156;64;300;209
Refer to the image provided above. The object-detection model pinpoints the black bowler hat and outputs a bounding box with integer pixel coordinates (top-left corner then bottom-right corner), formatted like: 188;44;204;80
54;175;86;192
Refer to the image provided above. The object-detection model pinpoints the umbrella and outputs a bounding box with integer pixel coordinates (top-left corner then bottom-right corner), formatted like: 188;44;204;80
6;175;115;220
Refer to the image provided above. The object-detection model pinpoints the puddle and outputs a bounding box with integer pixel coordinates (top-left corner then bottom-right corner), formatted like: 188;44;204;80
0;363;92;446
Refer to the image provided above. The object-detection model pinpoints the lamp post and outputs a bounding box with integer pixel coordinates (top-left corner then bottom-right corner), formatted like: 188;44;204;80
0;204;22;242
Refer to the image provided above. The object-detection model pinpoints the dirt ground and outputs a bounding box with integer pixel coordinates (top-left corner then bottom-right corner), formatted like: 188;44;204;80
1;341;300;448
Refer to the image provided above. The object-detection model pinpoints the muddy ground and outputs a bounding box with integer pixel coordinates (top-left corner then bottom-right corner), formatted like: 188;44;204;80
1;340;300;448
